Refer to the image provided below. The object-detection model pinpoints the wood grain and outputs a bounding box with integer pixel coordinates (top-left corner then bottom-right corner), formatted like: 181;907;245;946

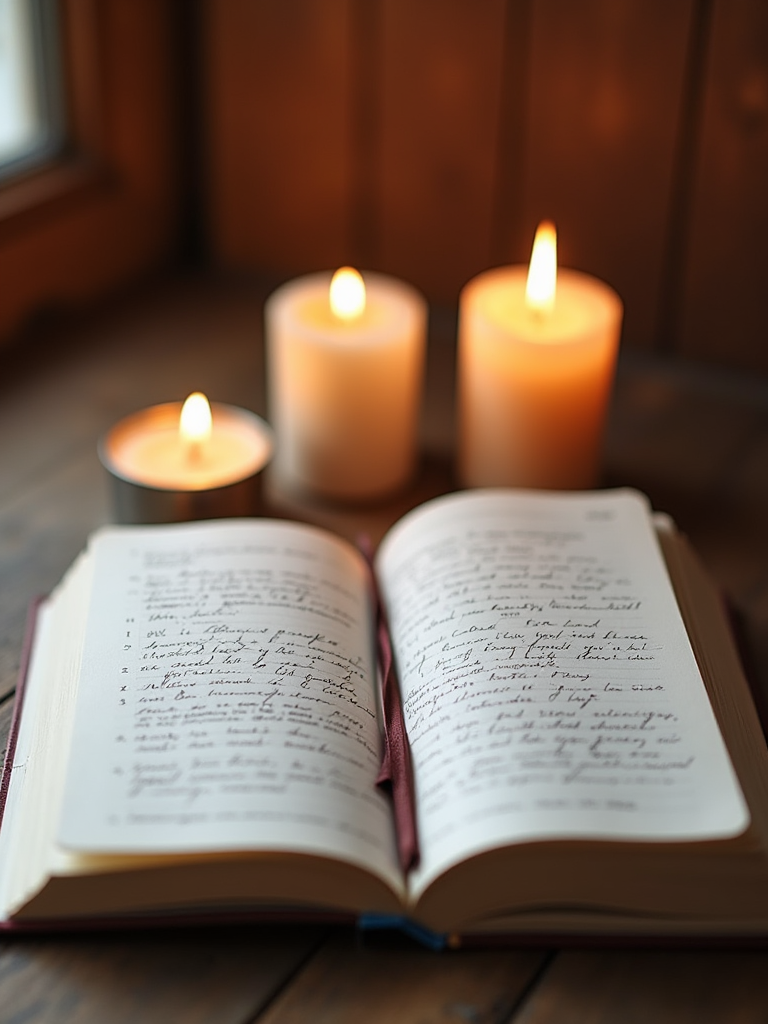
604;354;768;604
0;278;269;702
198;0;768;367
257;930;548;1024
513;0;694;350
205;0;353;275
376;0;507;301
0;927;326;1024
0;450;106;703
2;276;768;1021
679;0;768;371
514;950;768;1023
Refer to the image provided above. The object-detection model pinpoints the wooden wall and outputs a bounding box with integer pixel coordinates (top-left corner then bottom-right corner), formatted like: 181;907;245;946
203;0;768;370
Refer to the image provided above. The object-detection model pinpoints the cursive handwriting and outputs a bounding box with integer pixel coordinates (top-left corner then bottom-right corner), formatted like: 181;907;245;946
376;491;748;888
60;521;399;883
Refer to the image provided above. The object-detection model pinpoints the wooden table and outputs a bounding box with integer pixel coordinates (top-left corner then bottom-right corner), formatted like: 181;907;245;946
2;275;768;1023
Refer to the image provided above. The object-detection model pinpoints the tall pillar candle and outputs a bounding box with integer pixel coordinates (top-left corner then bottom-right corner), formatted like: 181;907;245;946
266;269;427;501
458;224;623;489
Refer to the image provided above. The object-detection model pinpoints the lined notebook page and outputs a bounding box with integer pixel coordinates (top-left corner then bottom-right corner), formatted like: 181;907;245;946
375;489;749;895
57;519;401;892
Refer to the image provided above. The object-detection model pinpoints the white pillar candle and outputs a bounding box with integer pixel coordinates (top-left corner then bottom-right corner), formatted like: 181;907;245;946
266;269;427;500
458;224;623;489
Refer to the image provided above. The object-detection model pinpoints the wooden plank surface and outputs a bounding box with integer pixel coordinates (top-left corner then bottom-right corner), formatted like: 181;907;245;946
2;276;768;1022
0;927;326;1024
604;353;768;602
0;450;107;703
0;278;268;703
256;931;549;1024
2;278;768;690
514;950;768;1023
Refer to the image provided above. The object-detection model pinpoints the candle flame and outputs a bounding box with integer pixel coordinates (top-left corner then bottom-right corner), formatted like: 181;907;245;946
179;392;212;455
329;267;366;320
525;220;557;313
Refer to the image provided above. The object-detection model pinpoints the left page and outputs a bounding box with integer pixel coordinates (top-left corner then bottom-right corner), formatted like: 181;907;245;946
57;519;401;891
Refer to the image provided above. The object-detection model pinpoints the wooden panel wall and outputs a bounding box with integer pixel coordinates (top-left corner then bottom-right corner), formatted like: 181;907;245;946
514;0;693;350
376;0;507;299
679;0;768;369
205;0;353;272
203;0;768;371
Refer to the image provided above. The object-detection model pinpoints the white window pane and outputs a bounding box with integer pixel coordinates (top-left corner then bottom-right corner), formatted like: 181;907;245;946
0;0;49;166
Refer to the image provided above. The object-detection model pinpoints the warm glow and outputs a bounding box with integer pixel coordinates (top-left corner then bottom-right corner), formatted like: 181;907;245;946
525;221;557;313
179;392;212;454
329;267;366;320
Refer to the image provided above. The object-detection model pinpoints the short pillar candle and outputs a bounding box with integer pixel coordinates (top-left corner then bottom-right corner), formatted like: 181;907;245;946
99;394;273;524
458;223;623;490
266;269;427;501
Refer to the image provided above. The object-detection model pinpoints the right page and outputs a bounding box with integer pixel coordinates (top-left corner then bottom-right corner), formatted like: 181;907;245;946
375;489;750;898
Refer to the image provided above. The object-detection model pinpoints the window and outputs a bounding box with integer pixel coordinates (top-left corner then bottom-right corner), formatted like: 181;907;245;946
0;0;182;345
0;0;62;180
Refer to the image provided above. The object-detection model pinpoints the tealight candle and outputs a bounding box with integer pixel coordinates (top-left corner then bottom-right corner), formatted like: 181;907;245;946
99;394;273;523
458;222;623;489
266;268;427;501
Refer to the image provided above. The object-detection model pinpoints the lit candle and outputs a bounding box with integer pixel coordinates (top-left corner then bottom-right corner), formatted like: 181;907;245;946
458;222;623;489
266;268;427;500
178;390;213;463
99;394;273;523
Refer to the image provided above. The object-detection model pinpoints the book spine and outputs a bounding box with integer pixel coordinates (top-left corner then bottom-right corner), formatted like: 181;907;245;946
358;536;420;872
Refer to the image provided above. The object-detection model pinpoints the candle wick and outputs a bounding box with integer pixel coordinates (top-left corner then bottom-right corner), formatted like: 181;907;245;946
187;440;205;463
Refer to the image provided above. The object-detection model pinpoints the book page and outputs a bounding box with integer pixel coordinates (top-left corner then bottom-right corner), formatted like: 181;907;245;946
57;519;400;891
0;552;93;918
375;489;749;895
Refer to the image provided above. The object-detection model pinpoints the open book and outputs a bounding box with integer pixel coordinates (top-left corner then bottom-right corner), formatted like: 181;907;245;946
3;488;768;942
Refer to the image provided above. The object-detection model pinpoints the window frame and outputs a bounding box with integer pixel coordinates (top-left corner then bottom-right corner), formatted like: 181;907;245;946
0;0;183;344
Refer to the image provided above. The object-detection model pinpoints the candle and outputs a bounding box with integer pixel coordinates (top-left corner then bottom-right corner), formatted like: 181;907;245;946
265;268;427;501
458;222;623;489
99;394;273;523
